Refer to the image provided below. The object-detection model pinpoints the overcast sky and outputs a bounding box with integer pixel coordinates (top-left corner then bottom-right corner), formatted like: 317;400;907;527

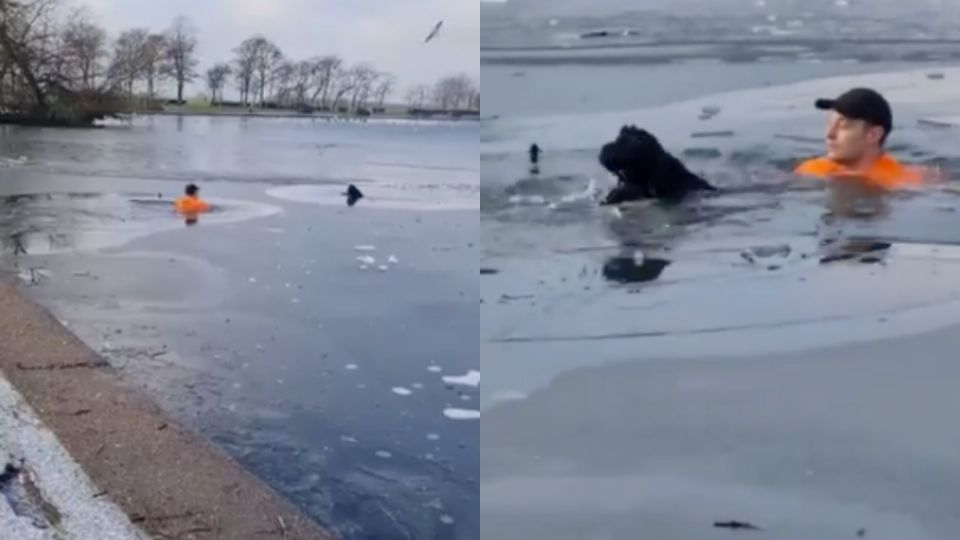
80;0;478;99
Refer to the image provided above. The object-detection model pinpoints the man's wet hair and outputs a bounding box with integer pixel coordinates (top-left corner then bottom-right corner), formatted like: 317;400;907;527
185;183;199;196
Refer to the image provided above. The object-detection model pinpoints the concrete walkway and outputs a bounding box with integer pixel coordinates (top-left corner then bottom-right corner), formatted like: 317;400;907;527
0;374;148;539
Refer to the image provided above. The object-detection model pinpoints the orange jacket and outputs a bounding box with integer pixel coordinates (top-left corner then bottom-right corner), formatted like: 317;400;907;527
174;196;211;213
794;154;923;190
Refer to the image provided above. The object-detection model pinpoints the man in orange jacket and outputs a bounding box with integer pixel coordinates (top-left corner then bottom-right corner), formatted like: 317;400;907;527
174;183;211;214
794;87;924;190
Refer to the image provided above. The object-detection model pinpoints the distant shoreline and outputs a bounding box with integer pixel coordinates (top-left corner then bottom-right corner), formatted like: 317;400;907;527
481;37;960;53
136;107;479;122
0;108;479;128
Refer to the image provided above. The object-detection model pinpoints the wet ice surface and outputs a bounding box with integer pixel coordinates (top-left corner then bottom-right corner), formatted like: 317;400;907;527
483;64;960;540
443;409;481;421
267;183;479;211
0;117;478;540
443;371;481;388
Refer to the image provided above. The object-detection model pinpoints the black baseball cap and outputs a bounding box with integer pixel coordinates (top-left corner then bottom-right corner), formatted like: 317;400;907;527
815;87;892;137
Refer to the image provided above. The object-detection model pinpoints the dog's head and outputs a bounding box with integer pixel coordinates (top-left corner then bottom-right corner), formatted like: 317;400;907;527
598;125;666;183
598;125;714;204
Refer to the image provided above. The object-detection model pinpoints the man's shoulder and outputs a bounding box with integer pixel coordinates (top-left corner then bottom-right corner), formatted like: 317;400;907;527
794;156;837;176
876;154;924;184
877;153;913;170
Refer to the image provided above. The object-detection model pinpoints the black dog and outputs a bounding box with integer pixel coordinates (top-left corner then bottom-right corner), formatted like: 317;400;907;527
345;184;364;207
598;125;715;204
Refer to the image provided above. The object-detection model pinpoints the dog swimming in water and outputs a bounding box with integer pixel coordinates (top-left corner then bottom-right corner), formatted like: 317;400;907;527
345;184;364;207
598;125;716;204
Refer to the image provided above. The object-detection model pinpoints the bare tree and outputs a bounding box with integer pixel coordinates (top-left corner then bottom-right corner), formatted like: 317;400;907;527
463;77;479;111
406;85;430;110
61;12;107;90
374;73;395;109
0;0;125;124
291;60;315;108
231;35;283;107
469;88;479;111
253;38;282;106
108;29;148;100
205;63;230;105
433;74;473;110
0;0;64;115
308;55;341;109
163;15;198;103
347;63;377;112
232;38;256;105
272;60;294;106
328;64;357;112
141;34;166;99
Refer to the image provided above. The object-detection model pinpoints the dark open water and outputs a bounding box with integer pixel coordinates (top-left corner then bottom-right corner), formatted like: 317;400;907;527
482;2;960;539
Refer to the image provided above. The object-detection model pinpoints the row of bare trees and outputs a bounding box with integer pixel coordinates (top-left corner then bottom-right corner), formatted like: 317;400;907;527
205;36;479;113
407;74;479;112
204;35;403;113
86;15;197;103
0;0;476;124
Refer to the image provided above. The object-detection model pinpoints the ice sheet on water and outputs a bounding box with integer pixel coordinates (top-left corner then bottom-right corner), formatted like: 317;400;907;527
442;370;480;388
443;408;480;420
266;184;478;212
1;156;28;167
508;194;547;206
392;387;413;396
482;67;960;156
490;390;527;404
0;193;282;256
17;268;51;286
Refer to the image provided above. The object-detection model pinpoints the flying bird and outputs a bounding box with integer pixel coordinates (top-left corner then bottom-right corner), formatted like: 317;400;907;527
425;20;443;43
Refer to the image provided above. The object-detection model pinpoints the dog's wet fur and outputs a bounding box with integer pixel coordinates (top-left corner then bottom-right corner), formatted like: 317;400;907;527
599;125;716;204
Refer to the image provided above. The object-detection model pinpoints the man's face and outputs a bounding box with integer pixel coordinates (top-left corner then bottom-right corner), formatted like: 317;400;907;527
825;111;884;164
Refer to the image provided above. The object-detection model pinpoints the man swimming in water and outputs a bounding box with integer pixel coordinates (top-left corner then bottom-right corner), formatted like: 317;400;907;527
794;88;931;265
174;183;211;214
795;87;925;189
